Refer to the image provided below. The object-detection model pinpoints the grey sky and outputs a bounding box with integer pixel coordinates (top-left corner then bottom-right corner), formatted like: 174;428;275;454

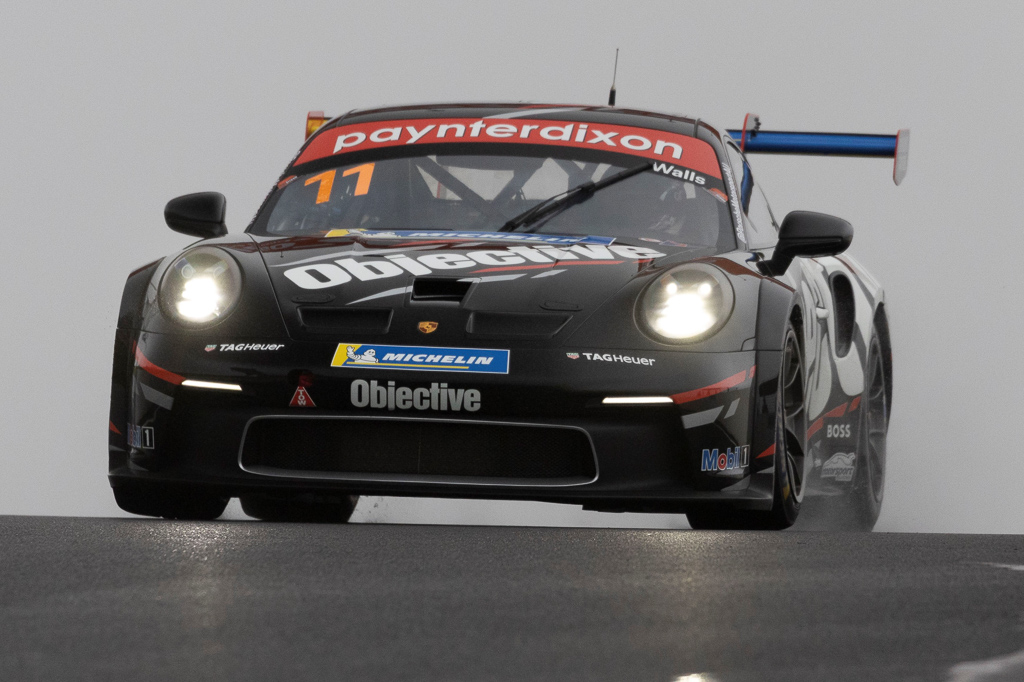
1;1;1019;532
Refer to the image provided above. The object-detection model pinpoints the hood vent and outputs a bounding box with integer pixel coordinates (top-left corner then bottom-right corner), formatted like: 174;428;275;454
411;277;472;305
298;307;392;334
467;312;571;339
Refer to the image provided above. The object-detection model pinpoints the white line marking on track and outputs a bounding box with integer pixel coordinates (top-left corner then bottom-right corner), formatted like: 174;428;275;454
947;647;1024;681
977;562;1024;572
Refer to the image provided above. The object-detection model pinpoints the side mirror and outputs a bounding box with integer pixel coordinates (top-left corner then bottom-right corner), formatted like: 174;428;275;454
164;192;228;239
761;210;853;276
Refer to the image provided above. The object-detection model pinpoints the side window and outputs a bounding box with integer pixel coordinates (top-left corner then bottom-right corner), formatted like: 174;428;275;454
725;142;778;249
746;185;778;249
725;144;749;209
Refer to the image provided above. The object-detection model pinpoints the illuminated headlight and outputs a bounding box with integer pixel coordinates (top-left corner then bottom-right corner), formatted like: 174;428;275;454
159;247;242;327
640;263;734;342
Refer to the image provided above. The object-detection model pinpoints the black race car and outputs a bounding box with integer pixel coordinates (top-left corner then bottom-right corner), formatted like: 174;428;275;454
109;104;905;529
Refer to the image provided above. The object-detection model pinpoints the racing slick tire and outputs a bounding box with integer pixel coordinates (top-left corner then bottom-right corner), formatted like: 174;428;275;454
687;320;807;530
239;493;359;523
113;482;229;520
842;329;888;531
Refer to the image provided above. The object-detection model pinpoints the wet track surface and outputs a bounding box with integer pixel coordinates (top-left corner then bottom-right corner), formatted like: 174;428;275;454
2;516;1023;681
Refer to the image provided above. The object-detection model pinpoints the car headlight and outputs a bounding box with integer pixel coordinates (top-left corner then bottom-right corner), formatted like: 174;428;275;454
159;246;243;327
640;263;734;342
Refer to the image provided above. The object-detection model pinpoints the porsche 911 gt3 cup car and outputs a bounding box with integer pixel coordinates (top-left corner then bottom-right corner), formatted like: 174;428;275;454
108;104;904;529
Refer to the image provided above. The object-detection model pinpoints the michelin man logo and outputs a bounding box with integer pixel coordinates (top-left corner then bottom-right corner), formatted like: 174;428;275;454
347;347;378;364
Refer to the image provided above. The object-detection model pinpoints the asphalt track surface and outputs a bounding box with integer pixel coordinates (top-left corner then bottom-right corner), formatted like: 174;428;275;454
2;517;1024;681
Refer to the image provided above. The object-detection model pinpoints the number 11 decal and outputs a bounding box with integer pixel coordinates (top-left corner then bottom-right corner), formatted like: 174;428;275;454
343;163;374;195
304;163;375;204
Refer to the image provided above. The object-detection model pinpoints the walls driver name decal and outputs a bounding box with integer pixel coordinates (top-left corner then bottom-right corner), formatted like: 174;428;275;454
331;343;509;374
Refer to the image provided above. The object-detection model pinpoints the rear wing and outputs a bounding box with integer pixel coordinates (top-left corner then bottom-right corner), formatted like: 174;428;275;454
727;114;910;185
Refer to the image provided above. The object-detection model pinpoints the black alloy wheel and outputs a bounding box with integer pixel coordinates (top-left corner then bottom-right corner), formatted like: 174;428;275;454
764;322;808;528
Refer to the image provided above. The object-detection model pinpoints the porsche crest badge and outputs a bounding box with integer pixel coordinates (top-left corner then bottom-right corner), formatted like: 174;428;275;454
418;321;438;334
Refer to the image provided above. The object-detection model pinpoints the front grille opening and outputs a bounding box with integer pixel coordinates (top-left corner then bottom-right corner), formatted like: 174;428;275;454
241;418;596;483
298;307;392;334
411;277;472;304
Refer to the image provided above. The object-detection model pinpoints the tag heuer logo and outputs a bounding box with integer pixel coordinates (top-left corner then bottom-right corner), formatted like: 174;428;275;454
566;352;580;359
418;321;438;334
205;344;217;352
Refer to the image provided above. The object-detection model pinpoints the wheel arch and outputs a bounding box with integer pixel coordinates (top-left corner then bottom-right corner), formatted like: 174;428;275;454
872;302;893;423
109;259;161;473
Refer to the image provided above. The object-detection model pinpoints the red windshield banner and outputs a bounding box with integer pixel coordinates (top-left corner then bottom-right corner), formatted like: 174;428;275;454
293;117;722;178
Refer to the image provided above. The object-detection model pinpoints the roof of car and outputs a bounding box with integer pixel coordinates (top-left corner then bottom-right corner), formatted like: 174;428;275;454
326;102;723;140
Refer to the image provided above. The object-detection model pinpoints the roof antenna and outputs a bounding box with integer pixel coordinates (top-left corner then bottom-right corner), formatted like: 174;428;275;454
607;49;619;106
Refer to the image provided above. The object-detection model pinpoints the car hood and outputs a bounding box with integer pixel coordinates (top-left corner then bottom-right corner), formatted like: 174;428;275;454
254;231;703;306
250;231;717;344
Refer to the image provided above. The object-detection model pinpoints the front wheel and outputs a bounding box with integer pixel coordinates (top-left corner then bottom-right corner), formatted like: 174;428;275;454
113;482;229;520
687;321;807;530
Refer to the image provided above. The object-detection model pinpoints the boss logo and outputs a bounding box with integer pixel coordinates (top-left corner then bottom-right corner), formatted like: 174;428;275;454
827;424;852;438
350;379;480;412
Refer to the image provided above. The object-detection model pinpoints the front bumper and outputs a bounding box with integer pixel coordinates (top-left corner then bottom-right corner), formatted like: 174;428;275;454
109;331;780;512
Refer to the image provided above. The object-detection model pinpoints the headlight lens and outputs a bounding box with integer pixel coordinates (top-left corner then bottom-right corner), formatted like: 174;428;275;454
159;247;242;327
640;263;734;342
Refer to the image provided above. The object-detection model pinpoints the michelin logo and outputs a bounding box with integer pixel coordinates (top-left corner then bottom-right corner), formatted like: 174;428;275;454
346;347;378;364
331;343;509;374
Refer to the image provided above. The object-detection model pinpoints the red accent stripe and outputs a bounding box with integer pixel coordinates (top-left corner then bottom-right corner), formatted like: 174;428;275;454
671;368;751;404
849;396;861;412
824;402;848;419
807;417;825;438
756;443;775;459
108;421;121;435
134;344;185;385
749;365;757;379
469;260;623;274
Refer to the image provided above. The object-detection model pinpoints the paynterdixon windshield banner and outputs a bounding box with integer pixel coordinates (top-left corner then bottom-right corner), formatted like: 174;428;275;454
294;117;722;179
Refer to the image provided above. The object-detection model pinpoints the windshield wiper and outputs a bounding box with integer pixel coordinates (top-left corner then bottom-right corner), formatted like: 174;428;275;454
499;162;652;233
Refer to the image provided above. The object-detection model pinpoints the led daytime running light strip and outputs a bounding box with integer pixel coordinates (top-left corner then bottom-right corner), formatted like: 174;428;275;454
181;379;243;391
602;396;673;405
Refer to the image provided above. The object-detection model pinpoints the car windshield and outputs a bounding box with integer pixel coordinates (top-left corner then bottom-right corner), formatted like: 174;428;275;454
251;148;736;251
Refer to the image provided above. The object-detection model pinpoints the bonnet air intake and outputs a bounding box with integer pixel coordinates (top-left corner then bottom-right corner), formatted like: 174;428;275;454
297;307;392;334
411;277;473;304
